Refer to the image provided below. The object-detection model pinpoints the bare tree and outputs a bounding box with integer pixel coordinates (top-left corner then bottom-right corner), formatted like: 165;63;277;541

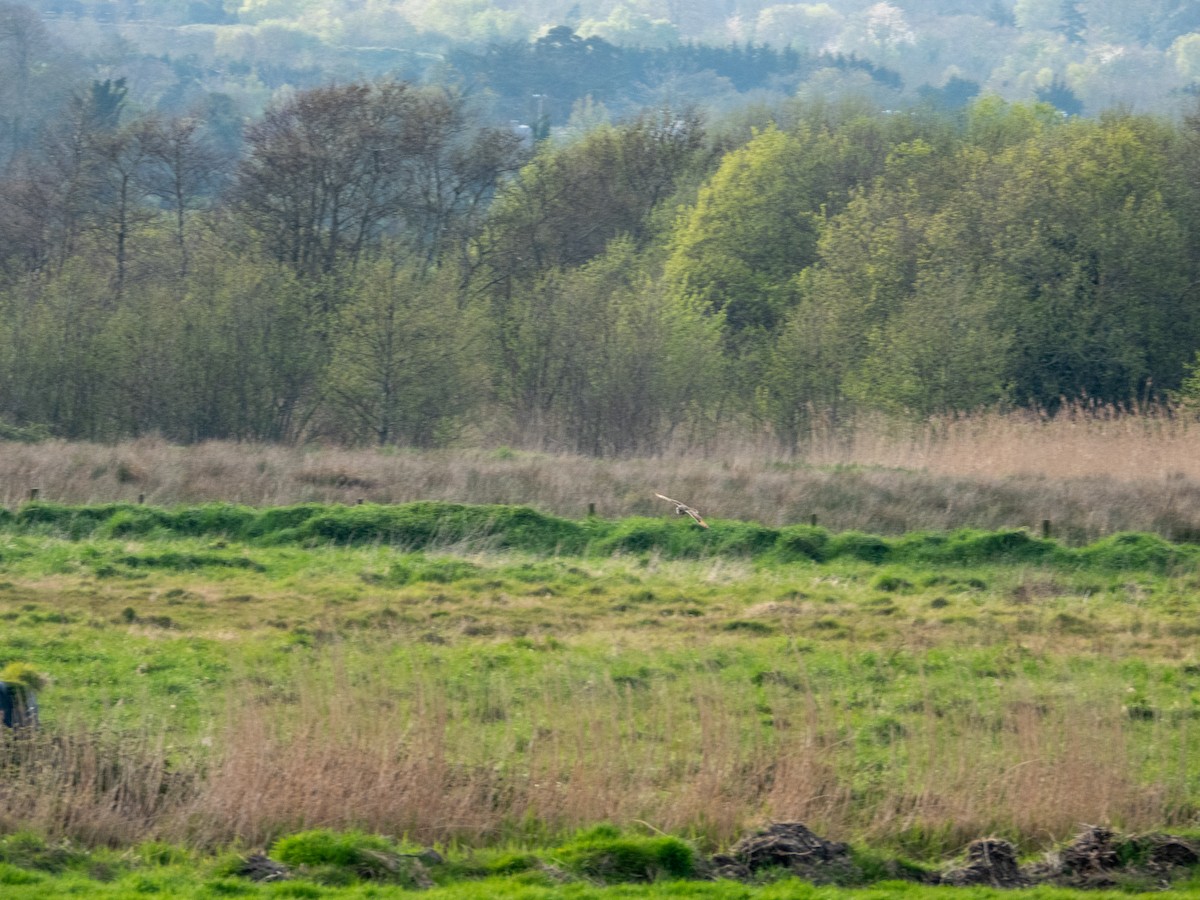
0;80;125;277
231;80;525;277
0;2;66;168
137;115;229;278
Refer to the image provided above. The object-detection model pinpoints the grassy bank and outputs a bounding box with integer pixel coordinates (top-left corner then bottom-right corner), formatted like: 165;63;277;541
7;498;1199;566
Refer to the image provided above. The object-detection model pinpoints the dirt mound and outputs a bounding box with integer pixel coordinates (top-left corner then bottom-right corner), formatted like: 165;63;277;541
1058;825;1122;881
940;838;1026;887
1037;826;1200;888
1143;833;1200;869
706;823;1200;890
710;822;850;881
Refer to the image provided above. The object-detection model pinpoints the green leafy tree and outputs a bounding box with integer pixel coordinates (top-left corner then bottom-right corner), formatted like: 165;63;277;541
965;96;1062;153
555;240;723;455
478;106;705;286
762;137;968;431
663;126;823;340
3;261;119;439
988;114;1192;405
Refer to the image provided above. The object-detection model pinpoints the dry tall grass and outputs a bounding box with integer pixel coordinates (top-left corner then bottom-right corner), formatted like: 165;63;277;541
1;662;1191;855
5;404;1200;540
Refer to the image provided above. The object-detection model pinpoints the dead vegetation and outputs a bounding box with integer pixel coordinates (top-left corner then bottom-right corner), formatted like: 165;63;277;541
6;403;1200;541
1;660;1195;855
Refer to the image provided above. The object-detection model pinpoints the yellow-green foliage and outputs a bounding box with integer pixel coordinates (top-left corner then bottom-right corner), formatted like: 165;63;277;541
0;663;47;692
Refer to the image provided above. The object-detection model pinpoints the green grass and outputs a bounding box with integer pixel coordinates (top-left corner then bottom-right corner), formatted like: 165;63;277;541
5;503;1200;892
0;869;1198;898
0;827;1195;898
10;500;1200;571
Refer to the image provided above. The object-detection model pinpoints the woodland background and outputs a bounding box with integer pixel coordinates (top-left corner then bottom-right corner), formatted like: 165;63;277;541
4;0;1200;454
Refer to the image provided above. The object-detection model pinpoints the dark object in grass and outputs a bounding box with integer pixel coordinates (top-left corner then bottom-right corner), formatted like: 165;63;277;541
940;838;1025;888
711;822;849;879
0;681;38;728
1036;826;1200;888
237;854;290;882
1144;834;1200;868
1059;825;1122;878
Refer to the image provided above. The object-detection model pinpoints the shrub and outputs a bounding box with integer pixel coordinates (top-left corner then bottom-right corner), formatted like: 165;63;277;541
245;504;328;539
136;842;190;866
710;522;779;556
286;502;589;554
99;507;172;538
828;531;891;563
553;825;695;883
592;518;709;558
893;528;1058;565
16;503;136;539
161;504;258;539
0;832;85;873
872;572;914;592
773;525;830;562
484;852;541;875
1075;532;1193;572
0;863;43;885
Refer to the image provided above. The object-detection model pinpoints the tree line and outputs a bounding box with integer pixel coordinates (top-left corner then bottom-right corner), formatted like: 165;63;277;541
3;77;1200;454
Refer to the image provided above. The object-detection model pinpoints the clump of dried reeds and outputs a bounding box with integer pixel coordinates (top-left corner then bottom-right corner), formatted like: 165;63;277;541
5;403;1200;541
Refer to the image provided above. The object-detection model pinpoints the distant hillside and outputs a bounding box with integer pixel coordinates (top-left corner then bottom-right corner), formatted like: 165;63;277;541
13;0;1200;118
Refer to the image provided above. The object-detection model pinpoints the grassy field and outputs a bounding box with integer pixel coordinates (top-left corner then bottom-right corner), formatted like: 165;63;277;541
4;498;1200;895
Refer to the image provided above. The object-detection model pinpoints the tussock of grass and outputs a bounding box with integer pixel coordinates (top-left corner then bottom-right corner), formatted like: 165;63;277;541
553;825;696;883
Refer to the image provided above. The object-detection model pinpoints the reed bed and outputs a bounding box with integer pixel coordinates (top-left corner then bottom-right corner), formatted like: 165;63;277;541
4;404;1200;541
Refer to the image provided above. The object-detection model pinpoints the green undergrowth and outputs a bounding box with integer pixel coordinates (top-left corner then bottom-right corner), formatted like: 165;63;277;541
6;501;1198;573
0;826;1198;899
